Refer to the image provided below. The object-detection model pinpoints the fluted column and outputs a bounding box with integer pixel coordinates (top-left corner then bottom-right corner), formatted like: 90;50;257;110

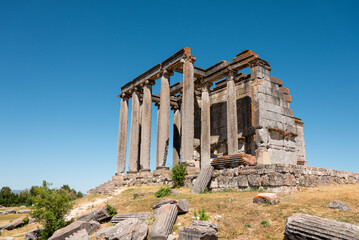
172;105;181;166
226;70;238;155
181;56;196;164
200;82;212;168
116;93;129;175
128;88;141;173
139;80;154;172
156;70;173;169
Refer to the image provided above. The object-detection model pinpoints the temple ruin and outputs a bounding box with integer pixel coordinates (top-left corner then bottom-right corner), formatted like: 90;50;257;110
115;47;306;174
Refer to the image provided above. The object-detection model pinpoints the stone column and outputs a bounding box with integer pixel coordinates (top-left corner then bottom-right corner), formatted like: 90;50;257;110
155;102;160;168
181;56;196;164
139;80;154;172
128;88;141;173
172;105;181;166
200;82;212;168
226;70;238;155
156;70;173;169
116;93;129;175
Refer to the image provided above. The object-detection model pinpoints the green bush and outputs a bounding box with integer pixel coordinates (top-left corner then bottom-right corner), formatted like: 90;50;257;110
194;207;209;221
106;204;117;217
170;162;187;187
23;216;29;224
155;185;171;198
261;220;270;227
30;181;72;240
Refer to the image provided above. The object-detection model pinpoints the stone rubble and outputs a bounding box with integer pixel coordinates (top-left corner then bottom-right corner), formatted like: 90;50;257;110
25;229;41;240
179;221;218;240
328;200;352;211
0;216;27;230
110;212;153;224
76;206;111;222
48;220;100;240
192;165;214;194
150;203;178;240
96;218;148;240
65;229;90;240
153;199;189;215
253;193;279;205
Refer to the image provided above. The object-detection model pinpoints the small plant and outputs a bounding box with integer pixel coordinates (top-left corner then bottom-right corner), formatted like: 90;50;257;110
244;224;251;228
23;216;29;224
170;162;187;187
261;220;270;227
194;207;209;221
106;204;117;217
155;185;171;198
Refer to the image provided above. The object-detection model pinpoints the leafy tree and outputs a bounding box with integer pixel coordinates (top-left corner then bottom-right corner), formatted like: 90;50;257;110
30;181;72;240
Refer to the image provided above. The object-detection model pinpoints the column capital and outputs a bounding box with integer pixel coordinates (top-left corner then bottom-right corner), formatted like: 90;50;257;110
161;69;174;77
201;82;213;92
181;55;196;64
224;68;237;79
171;105;180;111
155;102;160;107
119;92;130;99
249;58;271;71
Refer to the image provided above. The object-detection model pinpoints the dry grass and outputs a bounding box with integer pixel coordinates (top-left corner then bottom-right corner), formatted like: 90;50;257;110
1;184;359;239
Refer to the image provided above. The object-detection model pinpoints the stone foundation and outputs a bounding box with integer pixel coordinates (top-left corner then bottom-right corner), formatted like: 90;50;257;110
88;165;359;194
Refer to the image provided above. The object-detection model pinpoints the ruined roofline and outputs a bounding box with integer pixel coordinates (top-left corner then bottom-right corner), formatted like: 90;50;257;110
118;48;262;97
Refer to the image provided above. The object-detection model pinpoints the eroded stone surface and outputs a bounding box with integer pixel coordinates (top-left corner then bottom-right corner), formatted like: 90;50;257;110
179;221;218;240
49;221;99;240
328;200;352;211
76;206;110;222
96;218;148;240
253;193;279;205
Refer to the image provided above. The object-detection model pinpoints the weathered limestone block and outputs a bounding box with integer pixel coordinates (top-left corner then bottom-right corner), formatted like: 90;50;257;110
179;221;218;240
0;209;16;215
192;165;214;194
111;212;153;224
0;216;26;230
25;229;41;240
150;204;178;240
49;221;99;240
153;199;189;215
97;218;148;240
65;229;90;240
328;201;352;211
253;193;279;205
16;209;32;214
76;207;110;222
284;213;359;240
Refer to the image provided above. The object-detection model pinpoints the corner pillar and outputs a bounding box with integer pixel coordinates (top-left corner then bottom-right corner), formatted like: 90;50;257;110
200;82;212;168
226;69;238;155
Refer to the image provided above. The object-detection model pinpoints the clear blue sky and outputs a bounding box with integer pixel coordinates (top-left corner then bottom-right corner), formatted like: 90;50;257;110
1;0;358;193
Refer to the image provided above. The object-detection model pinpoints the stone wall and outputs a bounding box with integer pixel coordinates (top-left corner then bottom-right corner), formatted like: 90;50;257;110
88;164;359;194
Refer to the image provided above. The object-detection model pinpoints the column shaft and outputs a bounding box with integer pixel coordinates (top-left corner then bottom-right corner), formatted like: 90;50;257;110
156;71;171;169
181;57;196;163
116;96;129;175
226;71;238;155
128;90;141;172
140;82;153;171
200;84;211;168
173;107;181;166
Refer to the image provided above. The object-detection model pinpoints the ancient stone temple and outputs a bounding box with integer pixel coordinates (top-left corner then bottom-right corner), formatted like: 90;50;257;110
115;47;306;175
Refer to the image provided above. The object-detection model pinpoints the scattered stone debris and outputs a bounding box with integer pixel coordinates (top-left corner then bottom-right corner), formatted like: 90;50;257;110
0;216;27;230
49;221;100;240
284;213;359;239
25;229;42;240
76;206;111;222
16;209;32;214
111;212;153;224
96;218;148;240
0;209;16;215
153;199;189;214
65;229;90;240
179;221;218;240
328;200;352;211
150;204;178;240
192;165;214;194
253;193;279;205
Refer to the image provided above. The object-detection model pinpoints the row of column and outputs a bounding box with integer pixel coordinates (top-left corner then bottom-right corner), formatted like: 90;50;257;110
116;61;240;174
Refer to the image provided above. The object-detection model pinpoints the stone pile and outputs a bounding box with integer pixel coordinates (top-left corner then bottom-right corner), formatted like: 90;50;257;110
211;153;257;169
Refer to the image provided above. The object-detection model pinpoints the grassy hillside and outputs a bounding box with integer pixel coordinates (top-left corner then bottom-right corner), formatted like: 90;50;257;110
1;184;358;239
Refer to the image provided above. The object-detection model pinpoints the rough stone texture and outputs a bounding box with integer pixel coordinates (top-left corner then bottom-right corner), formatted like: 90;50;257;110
153;199;189;214
111;212;153;224
76;207;111;222
140;82;153;171
0;216;26;230
65;229;90;240
167;234;178;240
0;209;16;215
150;203;178;240
25;229;41;240
253;193;279;205
116;96;129;175
49;221;100;240
192;165;214;194
179;221;218;240
328;200;352;211
96;218;148;240
128;90;141;173
284;213;359;239
16;209;32;214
